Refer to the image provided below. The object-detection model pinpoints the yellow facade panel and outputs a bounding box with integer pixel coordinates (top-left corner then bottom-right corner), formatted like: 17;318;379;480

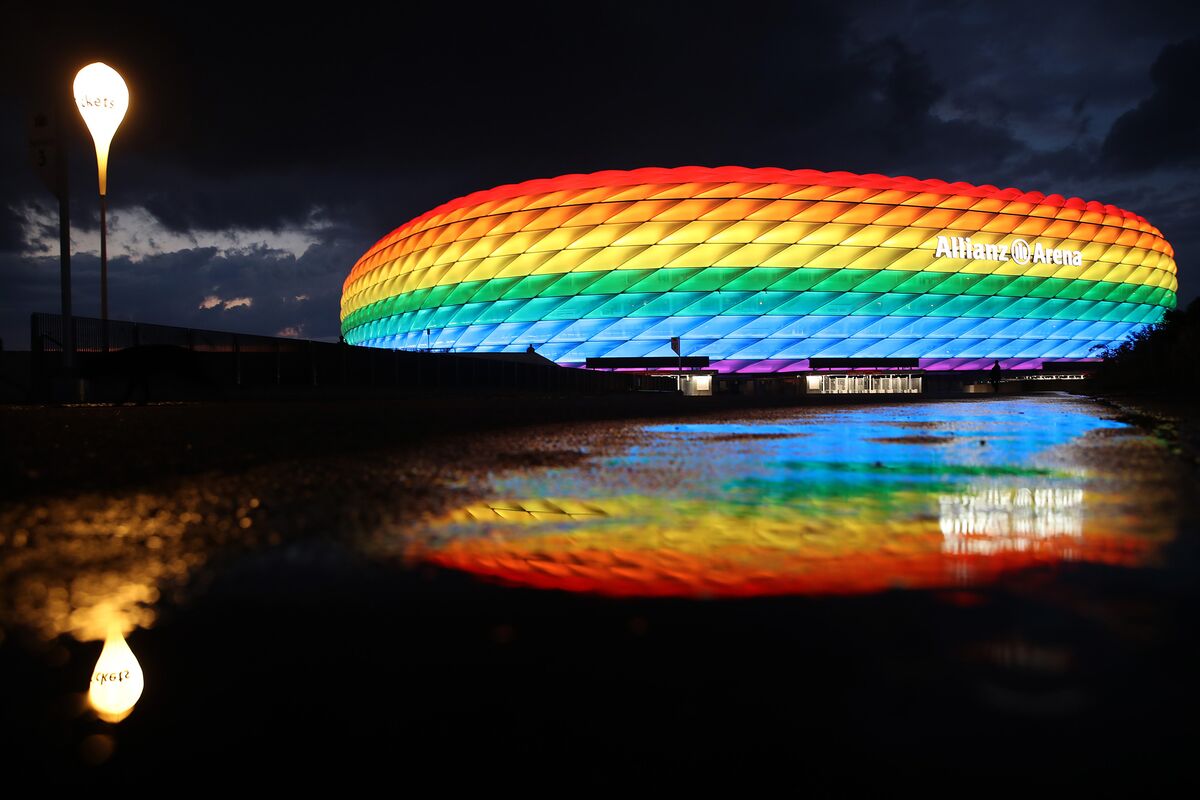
721;243;789;267
490;231;545;258
706;220;774;243
799;223;863;246
843;249;905;270
1021;262;1059;278
984;261;1022;276
662;242;744;268
760;244;831;267
885;253;941;272
1079;263;1114;282
612;221;689;247
499;250;555;277
440;259;478;286
880;227;932;249
567;224;639;249
532;248;595;274
1102;263;1134;284
614;244;696;270
468;255;515;282
415;263;451;291
841;225;901;247
530;227;589;253
750;221;825;244
660;220;732;244
805;245;867;269
959;259;999;275
565;248;605;272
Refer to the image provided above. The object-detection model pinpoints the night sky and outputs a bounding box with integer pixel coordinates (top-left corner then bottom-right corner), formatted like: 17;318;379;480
2;1;1197;349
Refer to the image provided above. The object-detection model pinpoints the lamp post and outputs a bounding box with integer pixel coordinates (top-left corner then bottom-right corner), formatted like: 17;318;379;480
73;62;128;351
670;336;682;393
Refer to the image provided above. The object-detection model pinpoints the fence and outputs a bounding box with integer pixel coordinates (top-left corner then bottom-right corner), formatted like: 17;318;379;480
29;313;675;400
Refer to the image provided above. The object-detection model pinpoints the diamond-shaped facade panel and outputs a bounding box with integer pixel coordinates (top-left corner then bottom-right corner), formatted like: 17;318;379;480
340;167;1178;371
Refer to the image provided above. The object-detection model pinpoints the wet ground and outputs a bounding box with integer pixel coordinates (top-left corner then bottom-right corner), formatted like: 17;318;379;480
1;392;1197;788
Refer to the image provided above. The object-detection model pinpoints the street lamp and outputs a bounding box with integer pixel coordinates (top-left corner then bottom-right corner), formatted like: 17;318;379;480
73;62;128;349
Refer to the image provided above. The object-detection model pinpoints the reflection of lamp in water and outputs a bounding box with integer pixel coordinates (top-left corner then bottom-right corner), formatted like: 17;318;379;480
88;629;144;723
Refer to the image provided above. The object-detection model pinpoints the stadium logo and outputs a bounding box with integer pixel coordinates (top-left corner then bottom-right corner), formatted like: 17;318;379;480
934;236;1083;266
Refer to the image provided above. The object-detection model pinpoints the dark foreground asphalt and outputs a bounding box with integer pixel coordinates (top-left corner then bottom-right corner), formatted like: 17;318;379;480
1;391;1198;790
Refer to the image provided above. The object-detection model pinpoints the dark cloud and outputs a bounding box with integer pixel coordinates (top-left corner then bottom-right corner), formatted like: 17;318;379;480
0;237;353;346
1102;37;1200;170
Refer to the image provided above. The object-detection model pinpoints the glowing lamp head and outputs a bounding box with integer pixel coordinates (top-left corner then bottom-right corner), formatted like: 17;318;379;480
88;629;144;723
73;62;129;196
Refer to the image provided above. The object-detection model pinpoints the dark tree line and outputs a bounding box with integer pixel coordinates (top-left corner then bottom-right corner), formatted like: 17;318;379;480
1091;298;1200;394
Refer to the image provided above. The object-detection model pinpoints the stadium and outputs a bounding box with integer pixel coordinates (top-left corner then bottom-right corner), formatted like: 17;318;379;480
340;167;1176;388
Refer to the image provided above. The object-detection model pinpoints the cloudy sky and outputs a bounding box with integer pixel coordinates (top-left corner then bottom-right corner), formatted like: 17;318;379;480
1;1;1197;348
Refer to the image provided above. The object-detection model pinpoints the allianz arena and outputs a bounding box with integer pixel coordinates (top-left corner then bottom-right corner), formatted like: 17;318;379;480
340;167;1177;372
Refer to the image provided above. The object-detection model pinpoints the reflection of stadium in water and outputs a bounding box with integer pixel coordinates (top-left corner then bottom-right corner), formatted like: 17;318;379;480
940;484;1086;555
398;398;1172;597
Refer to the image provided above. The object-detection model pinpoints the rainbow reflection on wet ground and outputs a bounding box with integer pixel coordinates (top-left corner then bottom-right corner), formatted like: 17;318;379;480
1;394;1193;786
409;396;1174;596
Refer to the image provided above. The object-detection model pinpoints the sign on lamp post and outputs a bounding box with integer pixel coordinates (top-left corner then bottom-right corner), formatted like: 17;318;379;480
73;62;128;350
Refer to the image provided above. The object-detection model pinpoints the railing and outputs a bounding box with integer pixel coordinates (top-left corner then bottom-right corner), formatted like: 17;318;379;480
29;313;676;400
31;313;308;355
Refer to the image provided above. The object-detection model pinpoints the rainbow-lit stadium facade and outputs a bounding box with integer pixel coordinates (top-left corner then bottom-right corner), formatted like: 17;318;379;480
341;167;1177;371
